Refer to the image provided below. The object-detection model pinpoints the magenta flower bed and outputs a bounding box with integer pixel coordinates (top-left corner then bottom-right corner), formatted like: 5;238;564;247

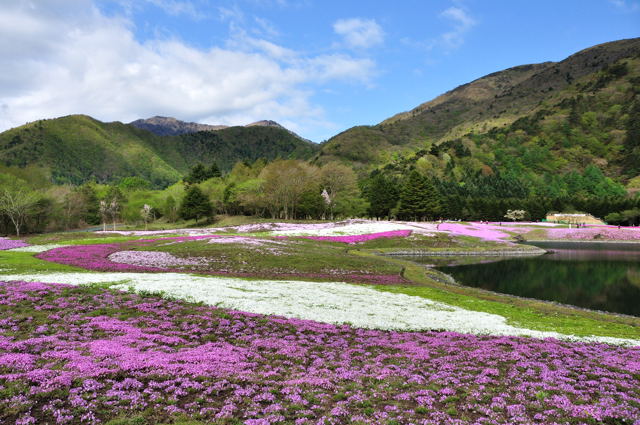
0;281;638;425
547;227;640;241
0;237;28;250
292;229;412;244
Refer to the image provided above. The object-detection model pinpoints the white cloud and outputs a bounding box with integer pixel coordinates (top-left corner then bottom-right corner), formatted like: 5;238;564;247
0;1;377;140
439;6;476;49
333;18;384;49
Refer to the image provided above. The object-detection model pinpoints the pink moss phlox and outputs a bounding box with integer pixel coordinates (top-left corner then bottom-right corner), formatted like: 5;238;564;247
0;280;639;424
438;222;516;242
0;237;29;250
547;226;640;241
282;230;413;244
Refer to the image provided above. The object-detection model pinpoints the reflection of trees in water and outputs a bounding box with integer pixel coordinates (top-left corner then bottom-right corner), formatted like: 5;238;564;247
627;268;640;289
440;257;640;316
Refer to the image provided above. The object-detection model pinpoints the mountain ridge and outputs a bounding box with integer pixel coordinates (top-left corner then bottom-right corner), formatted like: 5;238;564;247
317;37;640;171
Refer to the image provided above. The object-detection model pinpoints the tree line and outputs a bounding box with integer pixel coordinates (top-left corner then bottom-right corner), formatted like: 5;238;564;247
1;158;639;236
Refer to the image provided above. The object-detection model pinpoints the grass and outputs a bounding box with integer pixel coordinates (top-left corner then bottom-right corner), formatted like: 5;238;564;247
142;237;403;277
0;251;84;274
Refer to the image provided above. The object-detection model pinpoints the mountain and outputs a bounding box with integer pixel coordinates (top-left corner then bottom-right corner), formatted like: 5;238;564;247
129;116;227;136
317;37;640;182
130;116;308;140
0;115;318;187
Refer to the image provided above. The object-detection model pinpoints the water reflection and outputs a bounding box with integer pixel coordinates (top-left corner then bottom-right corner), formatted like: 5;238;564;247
405;242;640;316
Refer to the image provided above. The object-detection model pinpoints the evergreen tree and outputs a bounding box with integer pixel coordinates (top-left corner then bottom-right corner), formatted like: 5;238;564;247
397;171;442;221
623;98;640;177
365;172;399;219
179;186;213;223
208;163;222;179
77;183;100;225
184;163;208;184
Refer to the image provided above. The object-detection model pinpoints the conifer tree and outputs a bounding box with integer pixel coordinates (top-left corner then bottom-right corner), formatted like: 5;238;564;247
366;172;399;219
179;186;213;223
184;163;208;184
208;163;222;178
397;171;442;221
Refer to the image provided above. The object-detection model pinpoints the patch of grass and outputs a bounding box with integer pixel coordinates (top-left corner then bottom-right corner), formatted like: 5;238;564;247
0;251;84;274
145;237;403;277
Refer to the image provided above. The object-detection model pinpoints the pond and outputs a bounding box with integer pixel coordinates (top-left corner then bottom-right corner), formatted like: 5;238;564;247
406;242;640;316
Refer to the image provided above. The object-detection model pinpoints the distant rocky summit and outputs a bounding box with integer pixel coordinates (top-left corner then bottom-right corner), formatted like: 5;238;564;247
130;116;291;137
129;116;227;136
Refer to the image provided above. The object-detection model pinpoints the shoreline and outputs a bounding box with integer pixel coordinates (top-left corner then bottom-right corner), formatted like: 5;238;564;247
384;247;546;257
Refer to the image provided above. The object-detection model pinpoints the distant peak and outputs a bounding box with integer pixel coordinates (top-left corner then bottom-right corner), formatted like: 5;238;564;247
246;120;285;129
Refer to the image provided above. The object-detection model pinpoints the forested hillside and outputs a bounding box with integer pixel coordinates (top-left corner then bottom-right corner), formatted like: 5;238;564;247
317;37;640;186
0;115;318;187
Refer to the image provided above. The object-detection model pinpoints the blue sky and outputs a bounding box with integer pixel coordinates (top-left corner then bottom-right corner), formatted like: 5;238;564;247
0;1;638;141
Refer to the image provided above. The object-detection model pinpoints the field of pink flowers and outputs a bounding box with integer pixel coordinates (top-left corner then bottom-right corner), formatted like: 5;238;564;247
1;280;638;425
0;237;28;250
547;226;640;241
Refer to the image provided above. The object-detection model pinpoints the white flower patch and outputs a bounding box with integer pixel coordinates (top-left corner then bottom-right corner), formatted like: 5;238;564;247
108;251;209;268
2;271;637;346
270;220;439;237
9;244;68;253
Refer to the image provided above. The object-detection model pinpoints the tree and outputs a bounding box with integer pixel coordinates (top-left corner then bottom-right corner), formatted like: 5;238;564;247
102;186;126;231
164;196;178;223
0;176;40;237
504;209;527;221
397;171;442;221
184;163;209;185
319;162;359;219
77;184;100;225
208;163;222;179
364;172;400;219
258;160;317;219
179;186;213;223
140;204;153;230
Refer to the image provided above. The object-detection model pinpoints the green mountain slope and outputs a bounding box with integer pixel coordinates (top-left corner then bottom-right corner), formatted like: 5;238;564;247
0;115;318;187
317;37;640;181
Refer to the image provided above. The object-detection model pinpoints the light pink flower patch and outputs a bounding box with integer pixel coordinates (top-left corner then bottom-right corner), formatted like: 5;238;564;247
437;223;516;242
547;227;640;241
0;237;28;250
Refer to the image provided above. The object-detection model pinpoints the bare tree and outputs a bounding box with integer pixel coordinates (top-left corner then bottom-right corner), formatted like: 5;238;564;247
319;162;358;220
99;200;109;231
140;204;153;230
0;177;40;237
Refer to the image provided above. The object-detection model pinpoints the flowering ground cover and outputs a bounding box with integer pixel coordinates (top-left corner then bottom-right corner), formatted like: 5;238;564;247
288;230;413;244
0;237;28;250
1;280;639;425
436;223;522;242
547;226;640;241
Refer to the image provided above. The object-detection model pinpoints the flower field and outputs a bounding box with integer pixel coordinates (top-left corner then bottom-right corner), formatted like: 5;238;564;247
1;280;639;425
1;220;640;424
0;237;28;250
